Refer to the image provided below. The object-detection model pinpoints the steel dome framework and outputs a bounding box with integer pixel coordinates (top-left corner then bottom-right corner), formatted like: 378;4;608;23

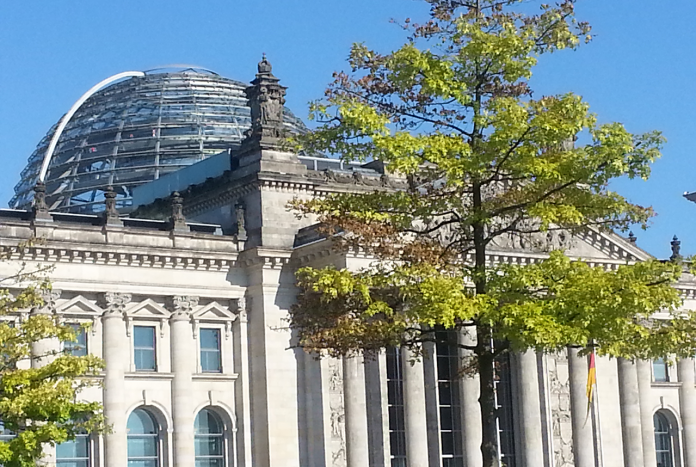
11;68;306;214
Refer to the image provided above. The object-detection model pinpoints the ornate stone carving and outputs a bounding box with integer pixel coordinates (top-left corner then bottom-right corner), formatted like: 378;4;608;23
327;358;346;467
103;186;122;226
235;201;247;241
242;55;288;150
234;296;247;323
170;295;199;318
169;192;187;231
102;292;132;316
32;182;51;220
548;350;574;467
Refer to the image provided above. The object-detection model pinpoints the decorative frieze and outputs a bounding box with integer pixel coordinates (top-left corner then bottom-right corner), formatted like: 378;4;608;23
327;358;347;467
548;350;574;467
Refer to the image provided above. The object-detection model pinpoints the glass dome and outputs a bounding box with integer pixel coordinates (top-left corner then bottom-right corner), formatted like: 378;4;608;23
11;68;306;214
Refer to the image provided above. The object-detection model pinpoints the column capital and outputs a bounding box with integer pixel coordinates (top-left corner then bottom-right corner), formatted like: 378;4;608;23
101;292;131;317
169;295;199;321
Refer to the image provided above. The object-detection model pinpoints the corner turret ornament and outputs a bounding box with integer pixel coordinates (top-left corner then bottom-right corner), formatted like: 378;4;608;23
32;182;51;220
241;54;288;150
103;186;122;226
670;235;682;261
169;192;187;231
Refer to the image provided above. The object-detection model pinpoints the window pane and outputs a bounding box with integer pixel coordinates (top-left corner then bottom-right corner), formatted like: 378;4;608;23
195;410;222;434
194;436;223;456
57;461;88;467
135;349;156;371
64;324;88;357
200;329;221;373
653;358;669;382
134;326;155;348
57;436;89;458
195;460;224;467
200;329;220;350
127;460;157;467
128;437;158;457
128;409;157;434
134;327;156;371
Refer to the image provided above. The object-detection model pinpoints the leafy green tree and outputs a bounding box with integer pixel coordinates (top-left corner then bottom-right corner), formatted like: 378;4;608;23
289;1;696;466
0;248;105;467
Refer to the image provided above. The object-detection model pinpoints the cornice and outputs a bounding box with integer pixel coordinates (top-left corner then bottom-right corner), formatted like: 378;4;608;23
0;244;238;271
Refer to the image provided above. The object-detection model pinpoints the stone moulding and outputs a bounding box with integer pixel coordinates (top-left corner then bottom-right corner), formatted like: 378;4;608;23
0;244;237;271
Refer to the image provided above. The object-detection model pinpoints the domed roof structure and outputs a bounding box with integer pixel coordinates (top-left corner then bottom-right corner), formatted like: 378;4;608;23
11;67;306;214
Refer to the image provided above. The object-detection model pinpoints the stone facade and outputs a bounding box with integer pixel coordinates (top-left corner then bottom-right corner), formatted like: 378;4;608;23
3;60;696;467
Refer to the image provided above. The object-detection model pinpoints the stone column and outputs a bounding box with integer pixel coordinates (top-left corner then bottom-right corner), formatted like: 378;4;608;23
343;356;369;467
637;359;657;467
679;358;696;467
102;292;131;467
567;347;595;467
617;358;644;467
518;350;544;467
30;289;62;467
170;296;197;467
234;298;253;467
458;330;482;467
401;347;429;467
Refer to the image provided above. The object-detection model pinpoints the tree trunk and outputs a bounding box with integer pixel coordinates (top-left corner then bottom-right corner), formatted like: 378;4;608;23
477;326;500;467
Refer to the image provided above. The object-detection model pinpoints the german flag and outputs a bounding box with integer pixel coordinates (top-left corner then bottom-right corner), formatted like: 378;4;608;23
585;350;596;423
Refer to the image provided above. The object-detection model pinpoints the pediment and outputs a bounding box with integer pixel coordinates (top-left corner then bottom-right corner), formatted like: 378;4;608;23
125;299;170;318
192;302;237;322
489;227;652;264
57;296;103;315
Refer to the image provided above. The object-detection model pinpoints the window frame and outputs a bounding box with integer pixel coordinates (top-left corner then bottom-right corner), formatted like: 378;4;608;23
127;408;161;467
63;323;88;357
133;325;158;372
654;411;677;467
434;330;464;467
56;431;92;467
194;408;227;467
653;358;670;383
199;328;223;374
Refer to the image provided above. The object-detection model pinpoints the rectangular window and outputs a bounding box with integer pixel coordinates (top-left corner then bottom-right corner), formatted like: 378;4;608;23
386;347;406;467
653;358;669;383
134;326;156;371
64;324;87;357
496;352;517;467
57;433;90;467
200;328;222;373
435;330;464;467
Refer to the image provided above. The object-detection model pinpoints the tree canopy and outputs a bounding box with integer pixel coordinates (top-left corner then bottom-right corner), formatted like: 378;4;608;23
0;248;104;467
289;1;696;466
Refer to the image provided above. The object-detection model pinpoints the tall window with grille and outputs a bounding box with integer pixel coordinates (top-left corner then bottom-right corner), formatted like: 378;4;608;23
654;411;675;467
435;330;464;467
495;352;517;467
386;347;406;467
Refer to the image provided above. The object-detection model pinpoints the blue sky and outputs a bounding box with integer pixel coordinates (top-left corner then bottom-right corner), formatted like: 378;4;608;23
0;1;693;258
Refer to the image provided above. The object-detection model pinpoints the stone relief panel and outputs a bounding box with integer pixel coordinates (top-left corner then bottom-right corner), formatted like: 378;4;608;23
548;349;574;467
327;358;346;467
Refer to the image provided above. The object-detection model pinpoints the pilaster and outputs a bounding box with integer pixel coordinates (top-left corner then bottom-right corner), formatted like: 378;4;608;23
101;292;131;467
518;350;544;467
679;358;696;467
617;357;644;467
169;295;198;467
401;347;429;467
567;347;595;467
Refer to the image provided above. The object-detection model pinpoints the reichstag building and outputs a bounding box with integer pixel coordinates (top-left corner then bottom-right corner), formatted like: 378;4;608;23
1;59;695;467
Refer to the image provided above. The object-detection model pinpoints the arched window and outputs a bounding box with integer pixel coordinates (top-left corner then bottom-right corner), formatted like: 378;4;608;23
194;409;225;467
128;408;159;467
654;411;675;467
57;432;90;467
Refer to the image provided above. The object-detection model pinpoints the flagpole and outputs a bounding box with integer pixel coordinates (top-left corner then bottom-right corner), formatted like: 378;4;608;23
592;360;605;467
